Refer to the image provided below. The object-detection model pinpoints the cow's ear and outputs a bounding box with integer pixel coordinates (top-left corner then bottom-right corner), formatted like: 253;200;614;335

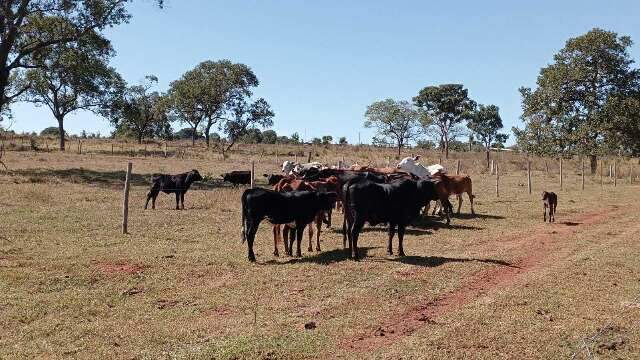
414;155;421;161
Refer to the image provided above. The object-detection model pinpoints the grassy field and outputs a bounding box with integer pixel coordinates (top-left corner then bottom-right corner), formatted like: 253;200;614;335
1;145;639;359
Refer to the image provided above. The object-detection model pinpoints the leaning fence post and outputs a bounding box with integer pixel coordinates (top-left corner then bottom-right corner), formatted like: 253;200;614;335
250;160;255;189
495;162;499;197
559;158;563;191
581;158;585;191
122;161;132;234
527;159;532;194
456;159;461;175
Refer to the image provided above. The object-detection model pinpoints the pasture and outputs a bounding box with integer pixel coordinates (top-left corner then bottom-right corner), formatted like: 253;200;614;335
1;142;639;359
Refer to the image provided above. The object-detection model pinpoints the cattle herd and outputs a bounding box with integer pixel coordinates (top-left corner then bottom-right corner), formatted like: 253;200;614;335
143;156;559;262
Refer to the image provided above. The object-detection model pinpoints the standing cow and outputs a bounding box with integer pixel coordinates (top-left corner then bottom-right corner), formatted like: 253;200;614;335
241;188;337;262
144;169;203;210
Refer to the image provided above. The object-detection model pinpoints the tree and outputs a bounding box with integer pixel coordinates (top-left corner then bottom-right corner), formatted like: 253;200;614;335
214;98;274;157
108;76;170;144
311;137;322;145
468;104;507;168
0;1;162;117
414;84;476;159
602;92;640;156
174;128;202;140
40;126;61;137
519;28;639;173
364;99;421;156
261;129;277;144
338;136;348;145
321;135;333;145
289;132;301;145
173;60;259;147
239;128;262;144
22;30;122;150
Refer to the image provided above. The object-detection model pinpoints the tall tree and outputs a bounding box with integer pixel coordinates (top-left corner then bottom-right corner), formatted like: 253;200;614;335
519;28;639;173
468;104;507;168
364;99;421;156
215;98;274;157
108;76;170;144
0;0;162;118
168;60;258;147
23;30;122;150
414;84;476;159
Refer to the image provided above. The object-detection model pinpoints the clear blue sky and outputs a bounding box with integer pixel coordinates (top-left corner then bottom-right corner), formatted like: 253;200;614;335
9;0;640;145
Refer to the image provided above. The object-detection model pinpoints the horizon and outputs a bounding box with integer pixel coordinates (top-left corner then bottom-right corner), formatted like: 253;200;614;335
6;0;640;145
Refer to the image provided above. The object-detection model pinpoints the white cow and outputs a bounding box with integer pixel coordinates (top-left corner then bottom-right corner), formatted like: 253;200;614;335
281;161;324;175
397;156;446;178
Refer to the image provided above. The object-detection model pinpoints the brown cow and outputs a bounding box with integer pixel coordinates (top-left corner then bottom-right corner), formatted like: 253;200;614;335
429;173;475;215
272;176;338;256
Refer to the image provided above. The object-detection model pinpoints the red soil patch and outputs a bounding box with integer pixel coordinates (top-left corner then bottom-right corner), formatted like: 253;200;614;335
342;208;616;352
96;262;146;275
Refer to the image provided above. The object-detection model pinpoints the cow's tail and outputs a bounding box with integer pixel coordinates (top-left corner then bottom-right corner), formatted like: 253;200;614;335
241;191;248;243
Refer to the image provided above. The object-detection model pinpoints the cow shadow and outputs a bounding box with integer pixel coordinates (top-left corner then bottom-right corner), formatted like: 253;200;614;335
411;217;484;231
450;213;506;220
391;256;518;268
263;247;379;265
12;168;224;190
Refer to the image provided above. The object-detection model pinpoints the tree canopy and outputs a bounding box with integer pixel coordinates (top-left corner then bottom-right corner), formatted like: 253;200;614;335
517;28;639;171
414;84;475;159
468;104;507;167
364;99;421;156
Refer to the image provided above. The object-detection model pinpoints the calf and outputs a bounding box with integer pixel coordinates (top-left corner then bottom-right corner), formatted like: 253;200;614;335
144;169;203;210
343;178;440;260
241;188;337;262
542;191;558;222
221;171;251;186
429;173;475;215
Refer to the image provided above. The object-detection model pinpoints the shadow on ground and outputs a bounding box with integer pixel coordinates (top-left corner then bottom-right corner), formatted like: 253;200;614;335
11;168;230;190
263;247;379;265
391;255;518;268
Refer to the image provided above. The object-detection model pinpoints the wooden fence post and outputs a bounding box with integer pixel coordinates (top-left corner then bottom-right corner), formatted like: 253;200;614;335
600;160;603;187
294;153;298;163
144;144;147;157
559;158;563;191
111;144;114;155
164;142;167;158
307;151;312;163
275;143;279;165
631;162;634;184
581;158;585;191
456;159;461;175
609;164;613;178
614;160;617;187
490;159;494;175
250;160;255;189
527;159;532;194
122;161;132;234
495;162;499;197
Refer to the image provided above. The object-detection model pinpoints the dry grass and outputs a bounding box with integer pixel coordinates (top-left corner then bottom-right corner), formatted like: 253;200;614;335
1;145;639;359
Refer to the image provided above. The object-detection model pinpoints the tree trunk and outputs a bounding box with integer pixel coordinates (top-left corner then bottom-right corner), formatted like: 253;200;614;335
57;116;65;151
137;133;143;144
444;141;449;159
205;121;213;148
397;144;401;157
191;128;196;146
486;150;490;169
590;155;597;175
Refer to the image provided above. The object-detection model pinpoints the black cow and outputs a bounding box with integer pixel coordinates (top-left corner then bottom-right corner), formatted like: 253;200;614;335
144;169;203;210
222;171;251;186
542;191;558;222
263;173;285;185
343;178;440;260
241;188;337;262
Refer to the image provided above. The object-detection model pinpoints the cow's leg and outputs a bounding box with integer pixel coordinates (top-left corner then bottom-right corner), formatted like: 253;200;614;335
350;219;365;260
307;220;314;252
457;194;463;214
174;193;181;210
144;192;151;209
295;223;305;257
432;201;439;216
325;209;332;228
145;189;158;209
151;192;158;209
316;214;322;252
288;227;296;256
397;224;406;257
424;201;431;217
246;220;259;262
468;192;475;214
273;225;280;257
180;192;185;210
387;223;396;255
342;213;348;249
543;204;547;222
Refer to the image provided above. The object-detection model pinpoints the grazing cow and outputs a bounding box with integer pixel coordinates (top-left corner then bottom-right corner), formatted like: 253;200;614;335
221;171;251;186
241;188;337;262
281;161;324;175
144;169;203;210
272;176;339;255
343;178;441;259
542;191;558;223
397;156;446;178
263;173;285;185
427;173;475;216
